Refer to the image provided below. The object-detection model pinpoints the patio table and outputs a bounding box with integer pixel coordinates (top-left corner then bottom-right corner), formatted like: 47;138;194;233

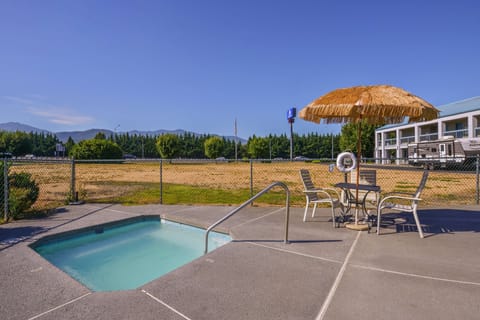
334;182;381;231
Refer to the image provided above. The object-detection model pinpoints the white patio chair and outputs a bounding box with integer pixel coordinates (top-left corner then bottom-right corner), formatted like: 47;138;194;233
299;169;344;227
377;170;429;238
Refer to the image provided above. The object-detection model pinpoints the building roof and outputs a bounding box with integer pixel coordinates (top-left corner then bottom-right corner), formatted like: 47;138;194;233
377;96;480;130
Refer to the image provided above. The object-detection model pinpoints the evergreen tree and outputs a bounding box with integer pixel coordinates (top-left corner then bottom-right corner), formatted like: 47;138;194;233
340;121;378;158
94;132;107;140
0;131;33;156
65;136;76;156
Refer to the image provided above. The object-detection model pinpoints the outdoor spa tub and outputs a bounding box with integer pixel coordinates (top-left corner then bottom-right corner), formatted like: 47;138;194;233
31;216;231;291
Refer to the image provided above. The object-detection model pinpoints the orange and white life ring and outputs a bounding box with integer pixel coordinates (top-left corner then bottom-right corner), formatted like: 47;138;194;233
336;152;357;172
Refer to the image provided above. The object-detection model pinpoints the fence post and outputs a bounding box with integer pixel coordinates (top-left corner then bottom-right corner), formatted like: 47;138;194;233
250;160;254;205
3;157;8;221
160;159;163;204
476;155;479;205
71;158;76;202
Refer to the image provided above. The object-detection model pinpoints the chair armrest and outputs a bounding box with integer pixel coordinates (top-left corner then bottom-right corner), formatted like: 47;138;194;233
381;191;415;197
379;195;422;208
304;188;341;199
322;187;342;198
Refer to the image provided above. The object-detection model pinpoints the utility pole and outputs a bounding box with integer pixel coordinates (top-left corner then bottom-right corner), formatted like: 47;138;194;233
113;124;120;142
234;118;238;162
269;138;272;160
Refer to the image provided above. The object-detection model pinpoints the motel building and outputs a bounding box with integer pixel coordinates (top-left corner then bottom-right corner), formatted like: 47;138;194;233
375;96;480;165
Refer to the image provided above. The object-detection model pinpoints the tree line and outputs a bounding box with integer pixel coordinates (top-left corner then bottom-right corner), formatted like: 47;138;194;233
0;122;378;159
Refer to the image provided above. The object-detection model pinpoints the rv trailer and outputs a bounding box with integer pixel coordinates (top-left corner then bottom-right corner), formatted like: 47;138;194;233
407;136;480;169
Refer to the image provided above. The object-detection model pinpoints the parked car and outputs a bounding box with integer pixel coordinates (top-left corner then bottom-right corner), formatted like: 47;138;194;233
294;156;310;161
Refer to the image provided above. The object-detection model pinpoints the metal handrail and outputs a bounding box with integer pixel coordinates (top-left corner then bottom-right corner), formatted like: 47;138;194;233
204;181;290;254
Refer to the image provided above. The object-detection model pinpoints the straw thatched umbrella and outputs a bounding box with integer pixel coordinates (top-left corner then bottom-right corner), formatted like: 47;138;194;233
299;85;439;230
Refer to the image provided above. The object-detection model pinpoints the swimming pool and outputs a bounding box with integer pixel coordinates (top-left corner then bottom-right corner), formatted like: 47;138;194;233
32;216;231;291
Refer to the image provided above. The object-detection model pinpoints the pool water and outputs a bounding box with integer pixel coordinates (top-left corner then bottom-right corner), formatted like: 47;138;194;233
33;217;231;291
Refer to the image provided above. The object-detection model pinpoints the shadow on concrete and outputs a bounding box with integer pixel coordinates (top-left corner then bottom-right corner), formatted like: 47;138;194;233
0;226;47;245
379;209;480;237
0;204;115;251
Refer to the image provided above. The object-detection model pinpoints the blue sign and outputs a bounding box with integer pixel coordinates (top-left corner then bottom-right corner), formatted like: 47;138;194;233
287;107;296;120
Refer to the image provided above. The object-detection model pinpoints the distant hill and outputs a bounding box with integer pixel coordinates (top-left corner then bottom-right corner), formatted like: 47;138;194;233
55;128;189;142
0;122;50;134
55;129;115;143
0;122;247;144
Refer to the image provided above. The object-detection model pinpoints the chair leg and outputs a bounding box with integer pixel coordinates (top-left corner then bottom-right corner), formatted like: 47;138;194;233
412;208;424;238
311;203;317;218
331;204;336;228
376;208;382;235
303;200;309;222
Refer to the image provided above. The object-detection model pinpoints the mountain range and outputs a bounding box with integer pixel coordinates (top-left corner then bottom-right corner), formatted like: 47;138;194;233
0;122;246;144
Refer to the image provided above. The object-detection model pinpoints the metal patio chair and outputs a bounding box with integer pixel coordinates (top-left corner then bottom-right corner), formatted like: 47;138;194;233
377;170;429;238
299;169;344;227
348;169;379;211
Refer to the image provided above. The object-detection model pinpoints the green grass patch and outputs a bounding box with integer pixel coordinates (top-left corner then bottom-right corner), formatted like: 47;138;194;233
392;181;416;192
394;185;415;190
434;194;459;201
428;176;461;183
89;183;304;206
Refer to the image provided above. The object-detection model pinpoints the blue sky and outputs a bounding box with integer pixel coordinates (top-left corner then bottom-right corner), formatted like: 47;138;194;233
1;0;479;138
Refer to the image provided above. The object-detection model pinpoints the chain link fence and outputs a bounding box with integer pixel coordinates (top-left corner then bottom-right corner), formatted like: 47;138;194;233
2;156;479;220
1;156;71;220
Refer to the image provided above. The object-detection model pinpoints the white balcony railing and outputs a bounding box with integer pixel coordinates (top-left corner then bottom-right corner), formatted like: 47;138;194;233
476;127;480;137
384;138;396;146
419;133;438;141
443;129;468;138
400;136;415;144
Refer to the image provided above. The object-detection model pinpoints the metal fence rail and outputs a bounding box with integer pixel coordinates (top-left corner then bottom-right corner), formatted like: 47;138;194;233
2;156;479;220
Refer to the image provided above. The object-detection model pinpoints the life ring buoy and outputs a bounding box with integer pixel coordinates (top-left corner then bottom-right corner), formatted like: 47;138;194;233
336;152;357;173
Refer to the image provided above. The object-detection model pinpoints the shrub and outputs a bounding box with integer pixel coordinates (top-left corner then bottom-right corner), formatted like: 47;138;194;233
8;172;40;219
204;137;224;159
156;134;180;159
70;139;123;159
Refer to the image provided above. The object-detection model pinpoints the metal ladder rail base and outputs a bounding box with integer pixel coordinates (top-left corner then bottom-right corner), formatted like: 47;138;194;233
204;181;290;254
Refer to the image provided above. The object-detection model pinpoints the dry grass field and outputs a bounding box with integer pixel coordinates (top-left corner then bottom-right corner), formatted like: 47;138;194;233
8;160;479;211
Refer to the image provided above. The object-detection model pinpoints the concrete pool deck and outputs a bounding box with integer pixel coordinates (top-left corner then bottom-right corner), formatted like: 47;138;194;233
0;203;479;320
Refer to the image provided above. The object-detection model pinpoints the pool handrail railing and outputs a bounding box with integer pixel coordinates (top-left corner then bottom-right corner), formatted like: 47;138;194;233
204;181;290;254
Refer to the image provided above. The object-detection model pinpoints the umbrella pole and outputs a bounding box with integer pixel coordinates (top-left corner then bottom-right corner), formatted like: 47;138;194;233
346;119;369;231
355;121;361;224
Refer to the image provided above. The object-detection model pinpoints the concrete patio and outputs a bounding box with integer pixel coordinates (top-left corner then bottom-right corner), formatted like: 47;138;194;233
0;203;479;320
